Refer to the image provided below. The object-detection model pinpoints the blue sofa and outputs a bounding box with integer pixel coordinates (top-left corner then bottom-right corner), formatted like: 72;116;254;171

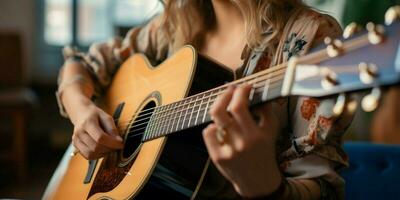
342;142;400;200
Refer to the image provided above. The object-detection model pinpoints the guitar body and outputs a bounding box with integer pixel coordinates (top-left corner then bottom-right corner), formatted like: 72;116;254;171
44;46;235;199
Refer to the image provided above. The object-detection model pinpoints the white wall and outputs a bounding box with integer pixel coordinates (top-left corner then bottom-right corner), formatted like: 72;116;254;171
0;0;36;83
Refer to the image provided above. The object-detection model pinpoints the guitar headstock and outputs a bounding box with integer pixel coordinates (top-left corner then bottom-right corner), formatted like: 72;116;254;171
283;8;400;113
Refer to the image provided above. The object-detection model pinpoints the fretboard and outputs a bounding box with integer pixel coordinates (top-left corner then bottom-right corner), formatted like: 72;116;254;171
141;64;287;142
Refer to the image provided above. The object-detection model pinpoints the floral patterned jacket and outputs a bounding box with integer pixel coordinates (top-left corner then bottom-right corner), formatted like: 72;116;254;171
57;8;353;200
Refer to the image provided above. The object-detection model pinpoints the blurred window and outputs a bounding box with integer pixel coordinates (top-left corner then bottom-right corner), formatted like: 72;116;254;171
44;0;73;46
44;0;163;47
77;0;113;45
113;0;164;27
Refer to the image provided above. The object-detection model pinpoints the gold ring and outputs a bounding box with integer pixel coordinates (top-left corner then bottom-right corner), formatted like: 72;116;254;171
216;126;227;144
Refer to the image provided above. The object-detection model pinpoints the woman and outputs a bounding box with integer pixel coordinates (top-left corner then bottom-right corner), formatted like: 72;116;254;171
56;0;352;199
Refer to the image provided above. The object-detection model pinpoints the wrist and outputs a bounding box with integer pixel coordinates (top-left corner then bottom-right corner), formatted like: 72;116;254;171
62;92;94;124
56;71;94;118
235;164;282;197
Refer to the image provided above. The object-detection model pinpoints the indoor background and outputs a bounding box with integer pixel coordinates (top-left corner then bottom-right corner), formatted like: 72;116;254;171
0;0;399;199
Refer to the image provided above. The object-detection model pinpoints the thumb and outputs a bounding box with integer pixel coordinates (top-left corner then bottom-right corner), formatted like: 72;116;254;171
99;113;123;141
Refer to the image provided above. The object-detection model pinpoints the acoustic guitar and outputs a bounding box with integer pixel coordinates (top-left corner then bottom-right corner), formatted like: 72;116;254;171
43;13;400;200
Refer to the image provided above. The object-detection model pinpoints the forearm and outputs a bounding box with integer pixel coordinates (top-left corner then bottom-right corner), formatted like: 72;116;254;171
58;60;96;124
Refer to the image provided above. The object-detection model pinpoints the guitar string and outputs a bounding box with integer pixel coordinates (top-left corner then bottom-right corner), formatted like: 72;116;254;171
114;73;284;129
127;87;282;140
117;78;283;139
118;80;283;132
114;70;285;130
124;85;281;139
121;84;282;140
112;65;287;129
116;70;284;132
110;61;289;127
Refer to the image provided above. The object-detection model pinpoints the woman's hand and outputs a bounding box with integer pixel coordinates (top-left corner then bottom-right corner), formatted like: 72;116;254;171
202;84;282;197
58;62;124;160
70;97;124;160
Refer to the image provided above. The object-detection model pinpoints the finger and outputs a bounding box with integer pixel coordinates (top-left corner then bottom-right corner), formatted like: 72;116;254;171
99;112;121;139
73;134;92;160
75;133;105;159
79;132;112;155
202;124;221;159
228;84;258;133
202;124;234;163
86;117;124;149
210;85;235;127
73;128;90;151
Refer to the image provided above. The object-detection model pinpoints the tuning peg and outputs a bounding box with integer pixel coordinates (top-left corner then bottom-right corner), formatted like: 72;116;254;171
359;62;379;84
361;87;381;112
343;22;362;39
346;99;358;114
333;93;346;116
333;94;358;116
385;5;400;25
321;67;339;90
366;22;385;45
324;37;343;57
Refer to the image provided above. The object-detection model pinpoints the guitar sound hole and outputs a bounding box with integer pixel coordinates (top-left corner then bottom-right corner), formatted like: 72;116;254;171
122;100;156;159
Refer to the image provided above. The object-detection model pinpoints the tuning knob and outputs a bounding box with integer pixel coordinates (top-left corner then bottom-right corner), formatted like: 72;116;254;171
333;94;358;116
366;22;385;45
359;62;379;84
324;37;343;57
346;99;358;114
321;68;339;90
361;87;381;112
343;22;362;39
333;93;346;116
385;5;400;25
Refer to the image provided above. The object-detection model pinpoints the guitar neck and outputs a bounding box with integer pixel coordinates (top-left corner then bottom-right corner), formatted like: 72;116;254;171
142;63;288;142
142;20;400;142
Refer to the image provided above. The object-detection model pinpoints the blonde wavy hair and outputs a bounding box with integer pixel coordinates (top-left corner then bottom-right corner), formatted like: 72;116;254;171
159;0;307;54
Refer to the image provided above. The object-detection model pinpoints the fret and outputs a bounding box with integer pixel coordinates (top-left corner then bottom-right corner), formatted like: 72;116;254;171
187;95;199;127
202;90;215;123
145;108;157;141
181;99;190;130
152;105;165;139
249;77;258;101
168;102;179;133
148;107;157;140
143;116;149;141
175;101;184;132
159;104;172;137
265;85;281;102
194;93;206;125
262;77;271;101
166;103;175;135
